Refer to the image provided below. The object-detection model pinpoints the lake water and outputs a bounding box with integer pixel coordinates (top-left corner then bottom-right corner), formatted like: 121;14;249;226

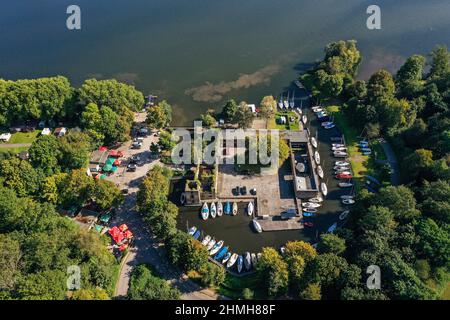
1;0;449;125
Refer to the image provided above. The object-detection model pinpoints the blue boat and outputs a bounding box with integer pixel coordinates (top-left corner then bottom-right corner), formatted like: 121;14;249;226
193;230;201;240
215;247;229;260
188;226;197;236
237;255;244;273
224;202;231;215
303;212;315;217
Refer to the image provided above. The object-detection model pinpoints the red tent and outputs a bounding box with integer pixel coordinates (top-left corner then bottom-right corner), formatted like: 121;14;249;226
119;224;128;232
113;159;120;166
108;150;124;158
98;146;108;152
108;226;124;244
124;230;133;239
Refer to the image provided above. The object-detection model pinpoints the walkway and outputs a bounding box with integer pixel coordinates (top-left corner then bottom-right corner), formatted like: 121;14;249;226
0;143;31;148
378;138;401;186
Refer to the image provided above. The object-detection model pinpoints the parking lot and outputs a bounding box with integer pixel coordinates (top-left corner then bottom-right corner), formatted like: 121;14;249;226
217;161;296;217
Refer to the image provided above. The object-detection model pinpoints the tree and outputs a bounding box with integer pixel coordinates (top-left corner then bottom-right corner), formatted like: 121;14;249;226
375;186;421;221
367;69;396;106
146;101;173;129
242;288;254;300
200;263;226;287
29;135;62;176
428;45;450;82
58;132;92;171
300;283;321;300
158;130;176;152
233;101;254;129
284;241;317;263
78;78;144;113
200;113;216;127
416;218;450;268
128;264;180;300
222;99;238;122
403;149;434;182
0;234;22;291
259;96;277;118
167;231;209;272
0;157;41;197
57;169;95;208
137;166;171;209
92;179;124;211
16;270;67;300
317;234;346;255
256;247;289;297
71;287;110;300
142;200;178;240
396;55;426;98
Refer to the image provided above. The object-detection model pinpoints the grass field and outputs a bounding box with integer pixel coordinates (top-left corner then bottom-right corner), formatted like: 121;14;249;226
0;146;29;155
217;272;266;299
268;111;301;131
7;130;41;144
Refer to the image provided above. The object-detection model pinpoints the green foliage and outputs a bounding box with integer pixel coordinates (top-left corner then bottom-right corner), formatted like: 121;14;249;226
29;135;62;176
317;234;346;255
0;157;42;197
146;101;173;129
241;288;254;300
200;263;226;288
167;231;209;272
300;283;321;300
222;99;238;122
256;247;289;297
128;264;180;300
233;101;254;129
259;96;277;119
71;287;110;300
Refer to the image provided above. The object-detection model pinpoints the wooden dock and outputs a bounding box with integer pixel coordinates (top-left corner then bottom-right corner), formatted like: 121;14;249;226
258;218;303;231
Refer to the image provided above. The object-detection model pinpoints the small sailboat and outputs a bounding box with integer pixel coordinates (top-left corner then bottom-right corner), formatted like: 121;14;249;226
335;161;350;166
342;198;356;205
290;91;295;108
180;193;186;205
188;226;197;236
302;202;321;208
339;210;350;220
210;202;217;218
217;201;223;216
210;240;224;255
302;115;308;124
303;208;318;213
328;222;337;233
317;165;324;179
201;235;211;246
310;137;318;149
247;202;254;216
227;253;239;268
252;219;262;233
302;212;316;217
251;253;258;268
339;182;353;188
296;107;302;115
215;247;228;260
278;95;284;110
257;253;262;261
222;252;232;264
341;195;354;200
193;230;201;240
206;239;216;251
314;151;321;165
280;247;286;257
244;252;252;271
237;255;244;273
232;202;238;216
321;182;328;197
201;203;209;220
224;201;231;215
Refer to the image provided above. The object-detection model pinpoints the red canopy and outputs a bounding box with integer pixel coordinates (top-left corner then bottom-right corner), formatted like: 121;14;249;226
119;244;128;251
98;146;108;152
113;159;120;166
108;226;124;244
108;150;124;158
119;224;128;232
124;230;133;239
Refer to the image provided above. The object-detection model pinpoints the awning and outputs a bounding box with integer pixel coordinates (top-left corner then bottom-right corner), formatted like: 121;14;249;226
119;224;128;232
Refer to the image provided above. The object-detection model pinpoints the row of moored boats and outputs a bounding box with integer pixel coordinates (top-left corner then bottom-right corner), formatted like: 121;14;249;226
200;201;254;220
188;226;261;273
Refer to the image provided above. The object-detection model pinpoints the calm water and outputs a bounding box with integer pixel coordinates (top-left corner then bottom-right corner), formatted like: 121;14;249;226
1;1;450;125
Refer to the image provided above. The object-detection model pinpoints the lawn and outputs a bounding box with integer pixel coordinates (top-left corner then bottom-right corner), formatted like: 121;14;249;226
217;272;266;300
0;146;30;156
7;130;41;144
268;111;301;131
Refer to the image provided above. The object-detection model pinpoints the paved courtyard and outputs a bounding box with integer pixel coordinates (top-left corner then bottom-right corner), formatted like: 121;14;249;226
217;161;296;217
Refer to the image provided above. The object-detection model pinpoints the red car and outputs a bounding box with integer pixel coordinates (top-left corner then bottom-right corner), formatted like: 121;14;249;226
336;173;353;179
304;222;314;227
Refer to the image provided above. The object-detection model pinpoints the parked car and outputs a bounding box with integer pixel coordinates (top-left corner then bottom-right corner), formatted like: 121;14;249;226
131;142;142;149
130;155;141;164
127;164;137;172
250;188;257;195
240;186;247;195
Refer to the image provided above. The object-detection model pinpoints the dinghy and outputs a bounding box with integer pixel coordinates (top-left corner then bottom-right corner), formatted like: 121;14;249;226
302;202;321;208
257;253;262;261
328;222;337;233
210;241;224;256
324;123;336;129
206;239;216;251
232;202;238;216
237;256;244;273
302;115;308;124
201;235;211;246
222;252;232;264
193;230;201;240
308;196;323;203
224;202;231;215
244;252;252;271
188;226;197;236
247;202;254;216
210;202;217;218
302;212;316;217
321;121;334;127
332;143;345;148
335;161;350;166
339;210;350;220
334;165;350;171
227;253;238;268
317;165;324;179
252;219;262;233
314;151;321;165
296;162;306;173
342;199;356;205
280;247;286;256
321;182;328;197
251;253;258;267
215;247;228;260
217;202;223;216
310;137;318;149
201;203;209;220
335;170;351;176
303;208;318;213
341;195;354;200
180;193;186;205
339;182;353;188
